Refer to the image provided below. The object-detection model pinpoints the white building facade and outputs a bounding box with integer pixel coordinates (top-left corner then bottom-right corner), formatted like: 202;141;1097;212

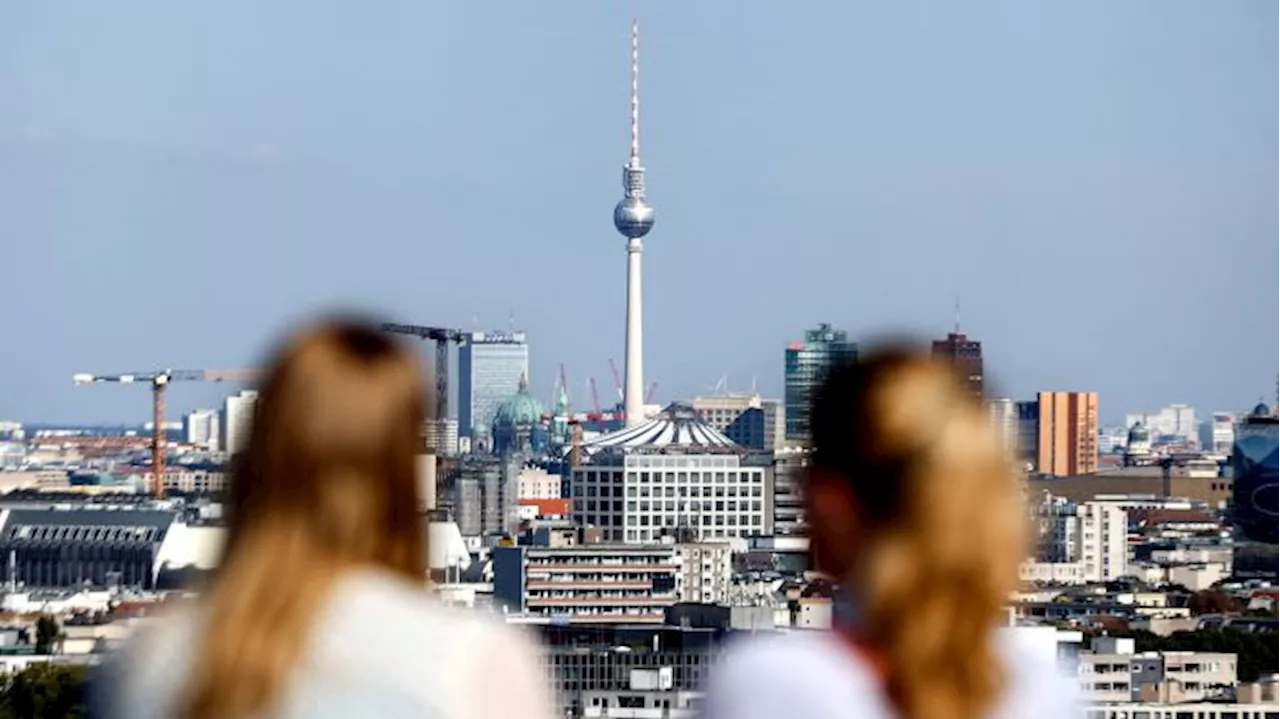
221;390;258;455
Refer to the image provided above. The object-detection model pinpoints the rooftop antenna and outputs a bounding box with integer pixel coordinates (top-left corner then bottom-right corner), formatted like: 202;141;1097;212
954;295;962;335
630;16;640;169
509;310;517;332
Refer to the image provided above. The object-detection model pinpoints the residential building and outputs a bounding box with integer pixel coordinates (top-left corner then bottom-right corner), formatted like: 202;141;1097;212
423;419;458;457
572;404;773;543
1077;636;1237;704
220;390;258;455
691;393;783;451
931;331;983;399
518;465;562;500
1032;391;1099;476
675;541;733;605
1040;499;1129;582
493;544;682;623
784;323;857;441
458;330;529;437
182;409;219;450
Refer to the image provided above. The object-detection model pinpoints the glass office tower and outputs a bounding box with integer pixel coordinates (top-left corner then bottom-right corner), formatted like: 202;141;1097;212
458;331;530;438
1232;403;1278;545
784;323;858;441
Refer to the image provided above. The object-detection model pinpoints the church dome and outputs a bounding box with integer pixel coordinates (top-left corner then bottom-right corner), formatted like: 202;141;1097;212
493;375;546;428
1128;421;1151;443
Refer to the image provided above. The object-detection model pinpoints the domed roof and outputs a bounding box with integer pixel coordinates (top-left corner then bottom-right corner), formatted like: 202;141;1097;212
1252;402;1272;417
577;402;739;456
493;375;546;428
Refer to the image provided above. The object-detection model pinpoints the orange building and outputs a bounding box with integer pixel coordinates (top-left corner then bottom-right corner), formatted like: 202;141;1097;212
1035;391;1099;476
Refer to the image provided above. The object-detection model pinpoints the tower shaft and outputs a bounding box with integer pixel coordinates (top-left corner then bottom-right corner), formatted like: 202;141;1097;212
624;238;644;427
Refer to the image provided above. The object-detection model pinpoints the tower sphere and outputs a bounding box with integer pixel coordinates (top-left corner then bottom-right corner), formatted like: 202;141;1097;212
614;196;655;239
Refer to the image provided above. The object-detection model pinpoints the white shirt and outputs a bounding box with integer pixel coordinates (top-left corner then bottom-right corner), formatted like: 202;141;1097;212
98;568;555;719
701;629;1081;719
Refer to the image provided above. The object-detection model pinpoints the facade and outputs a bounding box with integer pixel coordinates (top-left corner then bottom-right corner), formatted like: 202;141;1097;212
0;508;222;589
457;331;529;437
1078;637;1237;704
1232;404;1278;545
423;419;459;457
987;398;1018;456
220;390;258;455
691;393;783;451
931;331;984;399
1199;412;1236;455
772;448;808;536
518;465;563;500
784;323;858;441
493;544;681;623
1041;499;1129;582
182;409;219;450
1125;404;1198;447
675;542;733;605
451;455;522;537
1032;391;1099;476
492;376;548;456
572;405;773;543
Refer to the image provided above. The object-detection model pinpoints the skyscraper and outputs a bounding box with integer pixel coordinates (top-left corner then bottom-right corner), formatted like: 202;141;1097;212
986;398;1017;455
1032;391;1099;476
458;330;529;437
784;323;858;441
932;331;984;400
613;19;656;429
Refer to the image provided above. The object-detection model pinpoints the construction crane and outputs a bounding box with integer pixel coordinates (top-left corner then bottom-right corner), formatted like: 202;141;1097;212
645;381;658;404
380;323;464;424
608;359;624;402
72;369;260;498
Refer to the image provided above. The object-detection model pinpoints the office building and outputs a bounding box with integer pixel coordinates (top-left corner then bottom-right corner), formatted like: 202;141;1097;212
1032;391;1099;476
183;409;219;450
458;331;529;437
1232;403;1278;545
772;447;809;536
784;323;858;440
451;454;523;538
221;390;258;455
931;331;984;399
423;419;458;457
572;404;773;543
692;393;783;451
987;398;1017;455
493;544;681;624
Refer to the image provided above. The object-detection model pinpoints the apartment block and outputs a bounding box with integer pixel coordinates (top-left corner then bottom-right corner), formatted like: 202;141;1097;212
1035;391;1099;476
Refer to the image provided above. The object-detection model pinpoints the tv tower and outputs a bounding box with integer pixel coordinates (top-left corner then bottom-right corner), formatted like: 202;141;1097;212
613;18;655;428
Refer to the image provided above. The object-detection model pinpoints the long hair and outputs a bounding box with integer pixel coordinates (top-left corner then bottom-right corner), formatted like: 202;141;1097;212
809;348;1027;719
184;320;427;718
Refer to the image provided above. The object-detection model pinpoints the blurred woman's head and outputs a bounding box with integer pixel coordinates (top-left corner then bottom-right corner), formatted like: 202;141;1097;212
187;319;427;718
806;347;1027;719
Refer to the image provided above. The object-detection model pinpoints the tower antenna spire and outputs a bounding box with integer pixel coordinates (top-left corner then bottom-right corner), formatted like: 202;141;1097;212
630;17;640;167
954;295;961;334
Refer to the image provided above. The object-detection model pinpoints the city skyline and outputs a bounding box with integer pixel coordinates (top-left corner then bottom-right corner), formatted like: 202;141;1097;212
1;2;1275;423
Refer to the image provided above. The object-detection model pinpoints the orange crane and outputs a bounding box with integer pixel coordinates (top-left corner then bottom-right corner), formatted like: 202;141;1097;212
73;369;260;498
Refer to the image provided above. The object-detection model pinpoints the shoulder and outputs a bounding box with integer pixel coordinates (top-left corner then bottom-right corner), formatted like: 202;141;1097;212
703;631;892;719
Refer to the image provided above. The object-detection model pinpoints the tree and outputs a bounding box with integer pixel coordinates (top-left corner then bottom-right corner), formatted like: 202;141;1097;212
0;664;88;719
1188;590;1243;616
34;616;59;656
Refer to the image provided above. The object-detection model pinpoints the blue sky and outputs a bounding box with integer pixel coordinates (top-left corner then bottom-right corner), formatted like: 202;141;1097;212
0;1;1275;425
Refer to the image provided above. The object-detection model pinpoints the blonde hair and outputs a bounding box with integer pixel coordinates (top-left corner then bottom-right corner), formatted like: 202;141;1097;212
184;320;427;718
809;349;1028;719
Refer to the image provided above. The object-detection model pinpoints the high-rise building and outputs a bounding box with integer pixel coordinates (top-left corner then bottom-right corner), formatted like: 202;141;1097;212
692;393;784;451
612;19;656;429
986;398;1017;456
183;409;220;450
458;330;529;437
931;331;984;399
221;390;258;455
1032;391;1099;476
784;323;858;441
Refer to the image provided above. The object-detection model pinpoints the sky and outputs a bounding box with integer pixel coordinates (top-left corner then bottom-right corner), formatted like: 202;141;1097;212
0;1;1275;426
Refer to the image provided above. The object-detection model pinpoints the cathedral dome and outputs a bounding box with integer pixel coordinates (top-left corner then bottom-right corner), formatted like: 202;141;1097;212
493;375;546;428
